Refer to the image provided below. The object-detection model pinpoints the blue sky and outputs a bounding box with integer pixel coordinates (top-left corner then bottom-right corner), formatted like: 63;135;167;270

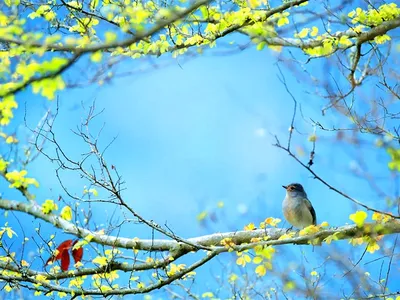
26;49;356;232
3;30;400;298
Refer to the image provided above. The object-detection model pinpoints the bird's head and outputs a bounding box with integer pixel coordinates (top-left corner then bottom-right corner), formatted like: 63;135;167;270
282;183;306;195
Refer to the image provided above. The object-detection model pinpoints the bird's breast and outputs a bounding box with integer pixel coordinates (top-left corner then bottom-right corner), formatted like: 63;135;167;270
282;197;313;229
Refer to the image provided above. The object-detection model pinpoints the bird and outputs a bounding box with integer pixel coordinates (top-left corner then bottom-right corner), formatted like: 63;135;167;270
282;183;316;229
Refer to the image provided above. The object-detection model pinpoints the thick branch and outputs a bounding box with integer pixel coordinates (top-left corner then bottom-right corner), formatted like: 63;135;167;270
1;199;399;252
0;250;219;296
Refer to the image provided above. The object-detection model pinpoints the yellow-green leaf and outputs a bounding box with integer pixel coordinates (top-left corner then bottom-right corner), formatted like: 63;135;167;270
60;206;72;221
349;211;368;227
296;28;309;38
90;51;103;63
255;264;267;276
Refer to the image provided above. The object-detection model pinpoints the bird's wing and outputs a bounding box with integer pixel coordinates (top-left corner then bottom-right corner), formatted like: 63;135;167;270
305;199;317;225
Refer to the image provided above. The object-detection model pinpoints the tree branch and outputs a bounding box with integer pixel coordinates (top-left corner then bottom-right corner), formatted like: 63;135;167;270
1;199;399;252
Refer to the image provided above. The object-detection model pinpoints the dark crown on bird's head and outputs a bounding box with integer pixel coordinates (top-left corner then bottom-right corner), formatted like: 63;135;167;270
282;183;305;193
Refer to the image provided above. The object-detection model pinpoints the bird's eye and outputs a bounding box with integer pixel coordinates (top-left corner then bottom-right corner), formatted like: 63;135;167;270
288;186;294;191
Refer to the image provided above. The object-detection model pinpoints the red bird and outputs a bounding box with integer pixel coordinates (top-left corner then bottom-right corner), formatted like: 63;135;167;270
45;239;83;271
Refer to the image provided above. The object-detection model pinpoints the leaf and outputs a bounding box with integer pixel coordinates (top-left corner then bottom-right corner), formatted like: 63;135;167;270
41;199;58;214
93;256;108;266
67;1;82;9
0;96;18;125
31;76;66;100
0;158;10;172
60;206;72;221
310;26;318;37
21;260;29;267
5;170;39;189
255;246;275;260
276;12;289;27
1;223;17;239
278;232;296;240
255;265;267;276
89;0;99;10
228;273;238;282
284;281;296;291
89;188;98;196
295;28;309;38
5;226;17;238
320;221;329;227
299;224;319;236
197;211;208;221
4;284;12;292
338;35;353;47
247;0;259;9
244;223;255;231
366;241;380;253
90;52;102;63
236;254;251;267
264;217;281;227
202;292;214;298
57;292;68;298
348;10;356;18
256;41;266;51
105;32;117;43
349;211;368;227
5;0;20;6
349;237;364;246
372;212;393;223
253;256;263;264
308;134;317;142
5;136;18;144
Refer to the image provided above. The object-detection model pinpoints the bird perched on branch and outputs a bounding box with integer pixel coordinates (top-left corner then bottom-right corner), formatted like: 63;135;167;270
282;183;316;229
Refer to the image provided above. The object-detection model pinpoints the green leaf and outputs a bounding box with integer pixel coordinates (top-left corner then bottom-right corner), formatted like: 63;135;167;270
5;0;20;6
90;51;103;62
349;211;368;227
89;0;99;10
256;41;266;51
296;28;309;38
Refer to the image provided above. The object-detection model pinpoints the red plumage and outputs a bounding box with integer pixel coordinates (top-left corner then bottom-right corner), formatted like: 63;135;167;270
72;240;83;263
60;247;70;271
45;239;83;271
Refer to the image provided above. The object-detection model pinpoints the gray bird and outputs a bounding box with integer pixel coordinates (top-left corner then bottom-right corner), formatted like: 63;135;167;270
282;183;316;229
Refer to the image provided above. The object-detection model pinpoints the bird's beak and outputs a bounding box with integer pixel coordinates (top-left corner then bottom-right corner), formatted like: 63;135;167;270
282;185;287;189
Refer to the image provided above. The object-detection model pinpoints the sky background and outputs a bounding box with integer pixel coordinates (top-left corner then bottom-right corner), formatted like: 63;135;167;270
2;27;400;298
23;49;357;234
